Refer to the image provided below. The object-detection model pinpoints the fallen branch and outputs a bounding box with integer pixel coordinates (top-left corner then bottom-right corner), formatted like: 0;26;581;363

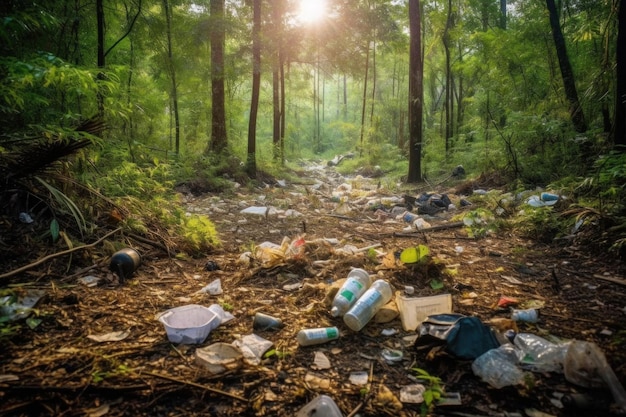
592;274;626;287
142;371;248;403
0;228;122;281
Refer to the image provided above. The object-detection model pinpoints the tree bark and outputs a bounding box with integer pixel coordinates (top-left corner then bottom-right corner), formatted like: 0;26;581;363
162;0;180;156
96;0;105;118
359;42;370;155
546;0;587;133
210;0;228;154
408;0;423;183
615;0;626;148
246;0;261;176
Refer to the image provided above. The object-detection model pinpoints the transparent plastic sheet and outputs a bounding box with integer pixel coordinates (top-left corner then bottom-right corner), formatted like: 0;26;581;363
471;344;527;388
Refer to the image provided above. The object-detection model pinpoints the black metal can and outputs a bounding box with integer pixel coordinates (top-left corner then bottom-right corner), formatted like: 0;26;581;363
109;248;141;281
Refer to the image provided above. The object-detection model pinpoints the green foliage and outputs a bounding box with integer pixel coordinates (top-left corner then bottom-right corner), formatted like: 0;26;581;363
460;208;498;238
90;160;220;255
411;367;445;416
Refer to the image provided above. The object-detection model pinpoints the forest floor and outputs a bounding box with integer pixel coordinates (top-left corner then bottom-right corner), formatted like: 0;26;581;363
1;160;626;417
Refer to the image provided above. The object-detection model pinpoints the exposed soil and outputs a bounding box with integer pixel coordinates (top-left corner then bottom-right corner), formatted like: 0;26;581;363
1;161;625;417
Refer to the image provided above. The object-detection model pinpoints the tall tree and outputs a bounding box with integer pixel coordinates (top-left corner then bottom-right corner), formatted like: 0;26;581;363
96;0;105;117
162;0;180;155
271;0;283;161
408;0;424;183
209;0;227;154
443;0;454;155
616;0;625;148
545;0;587;133
246;0;261;176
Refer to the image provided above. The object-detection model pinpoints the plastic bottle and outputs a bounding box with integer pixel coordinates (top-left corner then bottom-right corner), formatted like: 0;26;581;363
109;248;141;281
511;308;539;323
471;344;526;389
343;279;393;332
330;268;372;317
297;327;339;346
513;333;568;373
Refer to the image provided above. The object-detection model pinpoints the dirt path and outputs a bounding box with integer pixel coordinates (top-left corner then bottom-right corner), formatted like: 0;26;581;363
1;162;625;417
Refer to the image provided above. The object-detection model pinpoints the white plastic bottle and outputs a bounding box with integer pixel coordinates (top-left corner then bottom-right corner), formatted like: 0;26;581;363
297;327;339;346
330;268;372;317
343;279;393;331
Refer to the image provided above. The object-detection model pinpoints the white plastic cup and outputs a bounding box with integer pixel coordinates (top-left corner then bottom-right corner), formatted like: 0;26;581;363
330;268;372;317
343;279;393;331
297;327;339;346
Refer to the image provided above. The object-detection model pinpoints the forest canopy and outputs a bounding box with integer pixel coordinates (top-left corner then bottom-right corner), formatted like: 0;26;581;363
0;0;625;257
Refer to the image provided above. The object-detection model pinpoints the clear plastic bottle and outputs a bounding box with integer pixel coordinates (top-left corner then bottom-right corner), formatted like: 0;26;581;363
330;268;372;317
297;327;339;346
343;279;393;331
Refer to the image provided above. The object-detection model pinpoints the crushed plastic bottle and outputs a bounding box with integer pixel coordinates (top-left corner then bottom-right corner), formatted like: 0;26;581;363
343;279;393;332
330;268;372;317
513;333;569;373
471;344;527;388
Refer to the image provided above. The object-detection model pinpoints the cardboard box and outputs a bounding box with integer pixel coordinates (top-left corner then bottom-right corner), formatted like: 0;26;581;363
396;292;453;331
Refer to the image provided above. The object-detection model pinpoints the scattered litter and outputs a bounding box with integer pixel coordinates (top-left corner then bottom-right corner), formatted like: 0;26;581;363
399;384;425;403
195;278;223;295
87;330;130;343
195;342;243;374
312;351;331;370
18;212;33;223
232;334;273;365
349;371;369;386
0;289;45;322
240;206;270;216
381;328;398;336
295;394;341;417
78;275;101;287
252;312;283;331
381;348;403;364
396;293;453;331
157;304;221;344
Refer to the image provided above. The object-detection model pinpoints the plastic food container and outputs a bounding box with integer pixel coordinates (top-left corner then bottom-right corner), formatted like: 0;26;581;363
158;304;219;344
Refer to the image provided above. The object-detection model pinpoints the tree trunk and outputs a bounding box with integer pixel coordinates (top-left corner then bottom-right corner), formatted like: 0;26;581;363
210;0;228;154
615;0;626;148
408;0;423;183
96;0;105;118
546;0;587;133
500;0;507;29
246;0;261;176
443;0;453;155
370;41;376;123
162;0;180;156
359;42;370;155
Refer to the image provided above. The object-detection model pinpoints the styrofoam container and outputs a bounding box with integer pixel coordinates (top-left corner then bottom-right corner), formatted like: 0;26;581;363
195;342;243;374
396;293;453;331
158;304;219;344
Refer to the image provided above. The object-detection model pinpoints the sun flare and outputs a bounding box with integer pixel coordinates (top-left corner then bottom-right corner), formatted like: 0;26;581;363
297;0;327;24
